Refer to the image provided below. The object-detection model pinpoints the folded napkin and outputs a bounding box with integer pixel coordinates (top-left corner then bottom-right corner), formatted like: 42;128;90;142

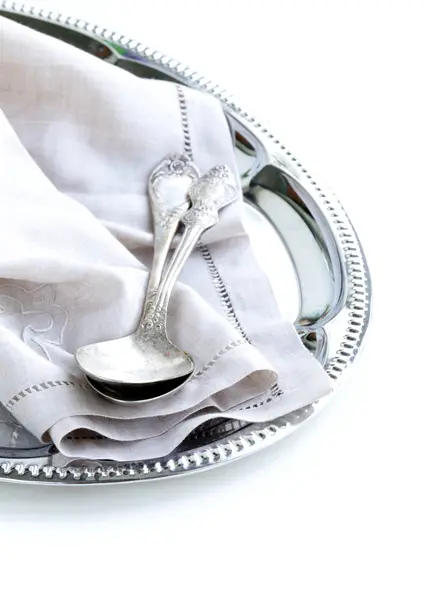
0;16;331;460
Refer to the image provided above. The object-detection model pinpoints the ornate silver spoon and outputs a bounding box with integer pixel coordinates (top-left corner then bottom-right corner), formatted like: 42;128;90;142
75;152;199;398
76;164;238;403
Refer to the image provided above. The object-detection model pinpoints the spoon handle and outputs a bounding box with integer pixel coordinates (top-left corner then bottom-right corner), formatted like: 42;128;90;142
138;165;239;333
139;154;200;325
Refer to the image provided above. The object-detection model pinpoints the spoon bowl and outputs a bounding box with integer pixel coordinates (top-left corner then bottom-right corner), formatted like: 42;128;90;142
76;333;195;387
85;372;192;404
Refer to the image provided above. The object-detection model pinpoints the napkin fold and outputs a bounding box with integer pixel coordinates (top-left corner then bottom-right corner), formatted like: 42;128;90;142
0;16;331;460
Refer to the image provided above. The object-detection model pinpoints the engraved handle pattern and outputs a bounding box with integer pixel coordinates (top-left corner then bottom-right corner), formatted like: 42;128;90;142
139;164;239;334
138;154;200;327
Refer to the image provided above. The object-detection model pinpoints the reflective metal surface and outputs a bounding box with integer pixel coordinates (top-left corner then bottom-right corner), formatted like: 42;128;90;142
75;152;199;400
76;164;239;401
0;3;371;483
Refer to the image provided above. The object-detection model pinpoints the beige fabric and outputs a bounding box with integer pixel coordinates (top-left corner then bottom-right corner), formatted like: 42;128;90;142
0;17;331;460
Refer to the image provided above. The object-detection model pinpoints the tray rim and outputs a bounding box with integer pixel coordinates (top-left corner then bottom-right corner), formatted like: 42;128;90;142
0;2;372;484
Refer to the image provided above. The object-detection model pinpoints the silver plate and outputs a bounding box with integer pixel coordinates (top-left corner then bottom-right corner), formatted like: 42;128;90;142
0;3;371;484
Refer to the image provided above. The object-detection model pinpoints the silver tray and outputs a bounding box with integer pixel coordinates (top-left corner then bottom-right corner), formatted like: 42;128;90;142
0;2;371;484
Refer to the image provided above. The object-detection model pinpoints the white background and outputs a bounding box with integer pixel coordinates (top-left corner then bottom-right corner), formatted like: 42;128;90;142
1;1;439;598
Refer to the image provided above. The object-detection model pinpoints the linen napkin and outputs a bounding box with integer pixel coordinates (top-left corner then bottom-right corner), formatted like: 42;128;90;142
0;16;331;460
